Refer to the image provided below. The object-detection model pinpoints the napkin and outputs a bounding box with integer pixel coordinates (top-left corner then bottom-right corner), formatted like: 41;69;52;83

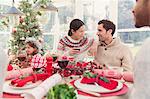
11;73;50;87
22;73;62;99
11;78;22;85
80;77;96;84
97;78;118;90
16;76;35;87
6;67;33;80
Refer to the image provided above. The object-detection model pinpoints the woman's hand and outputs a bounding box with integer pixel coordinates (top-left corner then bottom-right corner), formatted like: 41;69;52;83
69;48;80;56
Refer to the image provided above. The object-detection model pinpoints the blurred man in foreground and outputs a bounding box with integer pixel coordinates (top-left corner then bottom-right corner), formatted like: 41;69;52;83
131;0;150;98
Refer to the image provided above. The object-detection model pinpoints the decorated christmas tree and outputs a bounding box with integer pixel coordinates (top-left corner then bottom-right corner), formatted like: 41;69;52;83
9;0;42;55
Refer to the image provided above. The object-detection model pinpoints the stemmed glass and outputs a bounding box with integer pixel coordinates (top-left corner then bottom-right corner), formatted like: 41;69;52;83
57;60;69;83
57;60;69;69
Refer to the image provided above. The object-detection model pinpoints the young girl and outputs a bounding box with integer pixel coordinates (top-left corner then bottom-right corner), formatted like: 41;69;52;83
25;38;47;73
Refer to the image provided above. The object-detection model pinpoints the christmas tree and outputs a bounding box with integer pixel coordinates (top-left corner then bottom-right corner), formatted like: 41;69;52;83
9;0;42;55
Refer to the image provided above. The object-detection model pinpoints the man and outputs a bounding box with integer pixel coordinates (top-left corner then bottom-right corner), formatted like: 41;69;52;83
94;20;133;71
131;0;150;98
132;0;150;27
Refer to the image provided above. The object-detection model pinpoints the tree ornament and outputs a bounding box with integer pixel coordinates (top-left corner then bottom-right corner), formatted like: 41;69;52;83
20;37;25;41
12;28;17;33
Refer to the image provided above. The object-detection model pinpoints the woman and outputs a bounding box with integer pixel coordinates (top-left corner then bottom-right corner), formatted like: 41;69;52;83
57;19;96;61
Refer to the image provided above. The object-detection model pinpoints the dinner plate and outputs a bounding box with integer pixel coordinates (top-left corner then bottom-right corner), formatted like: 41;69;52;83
3;81;42;94
74;78;123;93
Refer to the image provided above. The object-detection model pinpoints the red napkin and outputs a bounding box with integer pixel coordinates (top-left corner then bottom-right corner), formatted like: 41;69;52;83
80;77;96;84
34;73;50;81
11;73;50;87
11;78;21;85
16;76;34;87
97;78;118;90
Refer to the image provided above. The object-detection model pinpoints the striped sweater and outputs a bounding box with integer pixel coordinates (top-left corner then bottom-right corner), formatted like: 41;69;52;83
57;35;95;61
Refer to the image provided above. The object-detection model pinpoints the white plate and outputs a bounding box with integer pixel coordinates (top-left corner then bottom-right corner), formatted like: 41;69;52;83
74;78;123;93
3;81;41;94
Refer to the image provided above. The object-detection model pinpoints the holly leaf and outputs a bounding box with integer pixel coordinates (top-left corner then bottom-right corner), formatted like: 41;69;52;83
99;76;110;83
83;72;97;78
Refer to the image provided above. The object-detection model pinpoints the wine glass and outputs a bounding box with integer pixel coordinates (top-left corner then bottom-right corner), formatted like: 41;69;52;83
57;60;69;83
57;60;69;69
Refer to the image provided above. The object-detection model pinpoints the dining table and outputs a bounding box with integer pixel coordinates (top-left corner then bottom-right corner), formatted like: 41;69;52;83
3;60;133;99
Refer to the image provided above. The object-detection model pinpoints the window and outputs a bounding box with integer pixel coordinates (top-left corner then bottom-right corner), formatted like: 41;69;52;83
118;0;150;56
0;0;149;56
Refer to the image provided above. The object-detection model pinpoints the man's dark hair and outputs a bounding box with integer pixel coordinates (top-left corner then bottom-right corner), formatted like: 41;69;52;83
98;20;116;36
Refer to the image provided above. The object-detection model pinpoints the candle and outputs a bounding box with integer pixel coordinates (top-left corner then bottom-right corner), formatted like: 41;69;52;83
46;57;53;75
